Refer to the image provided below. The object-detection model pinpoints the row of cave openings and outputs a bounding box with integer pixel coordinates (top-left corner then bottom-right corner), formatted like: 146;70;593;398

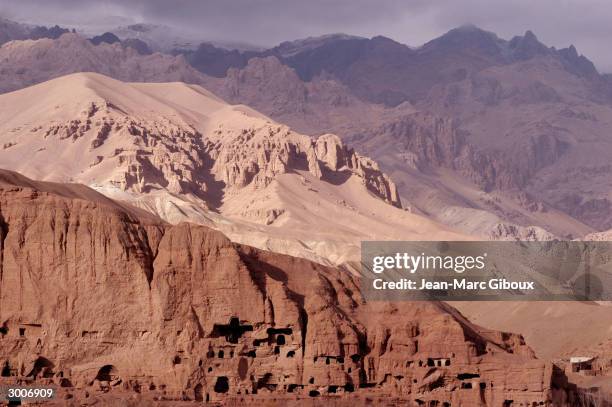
1;356;73;388
208;317;294;358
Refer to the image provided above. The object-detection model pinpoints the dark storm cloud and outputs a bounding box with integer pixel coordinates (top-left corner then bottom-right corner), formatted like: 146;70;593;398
2;0;612;72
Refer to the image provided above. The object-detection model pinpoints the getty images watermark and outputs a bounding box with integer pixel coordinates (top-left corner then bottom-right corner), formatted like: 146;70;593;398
361;241;612;301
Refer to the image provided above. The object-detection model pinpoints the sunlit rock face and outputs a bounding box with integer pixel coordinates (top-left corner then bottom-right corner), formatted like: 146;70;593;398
0;170;579;405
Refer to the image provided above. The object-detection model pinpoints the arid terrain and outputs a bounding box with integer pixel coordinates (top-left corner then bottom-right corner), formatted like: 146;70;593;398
1;14;612;405
0;169;595;406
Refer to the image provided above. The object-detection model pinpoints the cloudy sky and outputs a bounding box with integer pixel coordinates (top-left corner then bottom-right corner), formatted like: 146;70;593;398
2;0;612;72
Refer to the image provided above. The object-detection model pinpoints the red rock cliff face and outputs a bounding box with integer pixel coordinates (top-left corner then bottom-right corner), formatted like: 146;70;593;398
0;170;575;405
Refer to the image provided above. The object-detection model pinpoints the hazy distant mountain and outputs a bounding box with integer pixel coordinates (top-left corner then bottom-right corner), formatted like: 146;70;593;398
0;32;207;93
108;22;263;54
89;31;121;45
176;42;258;77
0;17;71;45
191;27;612;238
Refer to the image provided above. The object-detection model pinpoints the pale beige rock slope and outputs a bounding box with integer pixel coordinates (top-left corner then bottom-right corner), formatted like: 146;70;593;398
0;72;467;265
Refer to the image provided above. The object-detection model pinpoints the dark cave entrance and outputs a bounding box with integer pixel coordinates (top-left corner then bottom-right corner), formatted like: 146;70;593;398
95;365;118;382
214;376;229;393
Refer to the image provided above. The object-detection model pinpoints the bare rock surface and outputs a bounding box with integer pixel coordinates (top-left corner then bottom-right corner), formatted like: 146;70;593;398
0;33;206;94
0;72;461;267
191;29;612;240
0;170;583;405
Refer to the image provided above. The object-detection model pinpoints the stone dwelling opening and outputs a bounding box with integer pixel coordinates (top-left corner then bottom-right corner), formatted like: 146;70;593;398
60;378;73;387
27;357;54;378
214;317;253;344
214;376;229;393
457;373;480;380
570;356;595;373
95;365;118;382
256;373;276;391
266;327;293;335
1;361;11;377
194;383;203;401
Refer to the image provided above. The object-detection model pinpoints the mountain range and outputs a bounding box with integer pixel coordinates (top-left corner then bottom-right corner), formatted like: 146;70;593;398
1;17;612;403
0;72;467;267
3;23;609;239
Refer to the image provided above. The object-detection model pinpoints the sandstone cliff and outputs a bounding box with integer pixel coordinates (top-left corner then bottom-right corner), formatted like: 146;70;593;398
0;170;579;405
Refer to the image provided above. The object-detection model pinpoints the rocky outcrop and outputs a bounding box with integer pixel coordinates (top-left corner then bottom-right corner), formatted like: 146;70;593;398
0;18;70;46
0;33;207;93
0;73;401;214
202;56;395;137
355;112;574;194
207;128;401;207
0;170;578;405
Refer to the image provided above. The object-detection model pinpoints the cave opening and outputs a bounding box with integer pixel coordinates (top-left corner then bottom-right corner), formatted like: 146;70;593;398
214;376;229;393
95;365;118;382
214;317;253;344
27;356;54;378
1;361;11;377
194;383;203;401
457;373;480;380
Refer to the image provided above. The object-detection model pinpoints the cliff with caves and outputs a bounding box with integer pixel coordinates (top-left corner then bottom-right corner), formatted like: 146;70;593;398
0;170;588;406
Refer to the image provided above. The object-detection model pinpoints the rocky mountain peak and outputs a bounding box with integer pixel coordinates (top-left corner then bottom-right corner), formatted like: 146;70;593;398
508;29;550;60
558;44;599;78
422;24;503;57
272;33;364;58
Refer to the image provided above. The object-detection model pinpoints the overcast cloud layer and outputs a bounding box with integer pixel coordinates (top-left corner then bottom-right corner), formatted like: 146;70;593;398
2;0;612;72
